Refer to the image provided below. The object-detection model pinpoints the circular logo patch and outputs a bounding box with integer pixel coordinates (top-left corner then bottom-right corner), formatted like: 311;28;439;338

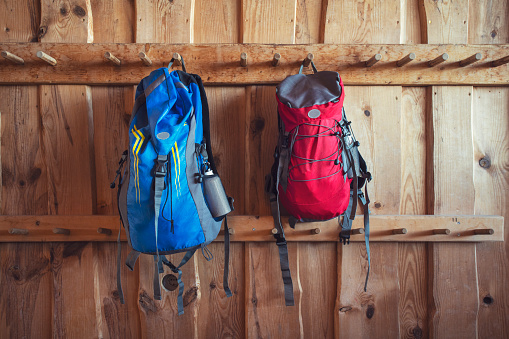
157;132;170;140
162;274;178;292
307;109;321;119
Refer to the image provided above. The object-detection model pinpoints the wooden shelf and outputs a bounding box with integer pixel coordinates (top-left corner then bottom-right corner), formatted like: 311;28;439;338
0;215;503;243
0;43;508;85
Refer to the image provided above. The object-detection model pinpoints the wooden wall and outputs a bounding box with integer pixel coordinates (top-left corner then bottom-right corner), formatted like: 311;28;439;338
0;1;508;338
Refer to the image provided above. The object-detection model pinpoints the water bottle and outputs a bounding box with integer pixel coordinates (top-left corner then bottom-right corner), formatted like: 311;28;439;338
202;169;232;218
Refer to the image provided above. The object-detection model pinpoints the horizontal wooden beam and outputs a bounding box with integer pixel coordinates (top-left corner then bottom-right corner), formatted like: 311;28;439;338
0;215;503;243
0;43;508;85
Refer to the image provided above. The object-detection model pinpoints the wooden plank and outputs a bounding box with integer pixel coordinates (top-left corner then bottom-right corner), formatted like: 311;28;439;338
323;0;401;44
472;87;509;339
40;0;93;43
40;2;98;337
137;252;200;338
135;0;193;43
336;86;401;338
91;0;135;43
427;86;479;339
92;86;133;214
295;0;324;43
0;242;53;338
206;87;246;215
2;43;509;85
0;0;40;42
0;214;503;243
93;242;141;339
244;86;278;216
245;242;302;337
196;242;245;338
242;0;297;44
299;242;336;337
0;85;52;339
420;0;469;44
194;0;240;43
0;86;48;215
39;85;95;215
399;87;428;339
468;0;509;44
469;5;509;338
401;0;423;44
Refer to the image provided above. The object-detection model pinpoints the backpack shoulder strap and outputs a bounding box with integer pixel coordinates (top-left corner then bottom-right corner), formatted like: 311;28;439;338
268;118;295;306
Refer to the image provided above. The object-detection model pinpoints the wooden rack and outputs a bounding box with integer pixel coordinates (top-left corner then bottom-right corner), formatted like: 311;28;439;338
0;215;503;243
1;43;509;85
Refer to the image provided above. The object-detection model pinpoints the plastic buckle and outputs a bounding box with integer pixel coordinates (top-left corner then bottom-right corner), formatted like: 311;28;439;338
275;234;287;247
156;155;168;177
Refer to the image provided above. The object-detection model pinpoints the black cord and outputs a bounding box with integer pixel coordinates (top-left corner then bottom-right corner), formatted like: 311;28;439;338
161;162;174;233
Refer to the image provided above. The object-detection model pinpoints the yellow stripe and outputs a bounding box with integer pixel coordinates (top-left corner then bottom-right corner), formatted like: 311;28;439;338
132;128;140;202
175;141;181;193
133;125;145;203
171;146;178;196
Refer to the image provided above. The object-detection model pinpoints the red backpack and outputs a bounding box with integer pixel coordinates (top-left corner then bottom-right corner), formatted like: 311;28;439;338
267;61;372;306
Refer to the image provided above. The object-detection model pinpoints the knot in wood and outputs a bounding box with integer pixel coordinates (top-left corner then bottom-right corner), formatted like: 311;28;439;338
479;156;491;169
483;294;494;305
366;304;375;319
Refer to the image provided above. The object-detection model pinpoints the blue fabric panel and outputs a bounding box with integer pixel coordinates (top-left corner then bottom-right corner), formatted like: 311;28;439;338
126;68;206;254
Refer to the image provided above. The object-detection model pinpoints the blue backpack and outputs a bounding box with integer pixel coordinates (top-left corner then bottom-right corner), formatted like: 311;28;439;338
112;57;233;315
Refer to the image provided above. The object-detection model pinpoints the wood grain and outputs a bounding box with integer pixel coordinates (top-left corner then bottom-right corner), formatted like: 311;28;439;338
93;242;141;338
40;0;93;43
0;0;40;42
206;87;246;215
40;2;98;337
92;86;133;215
91;0;135;43
299;242;336;338
244;86;278;216
420;0;468;44
2;43;509;85
427;86;479;339
245;242;302;338
0;8;53;339
401;0;423;44
137;252;200;338
0;86;48;215
336;86;401;338
194;0;240;43
0;85;52;338
469;5;509;338
295;0;324;43
323;0;401;43
135;0;193;43
468;0;509;44
39;85;95;215
197;242;245;338
0;242;52;338
472;87;509;339
242;0;297;43
399;87;428;339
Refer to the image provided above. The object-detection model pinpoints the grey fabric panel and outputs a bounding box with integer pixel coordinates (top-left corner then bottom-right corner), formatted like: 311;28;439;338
276;71;341;108
145;73;166;98
185;112;221;244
